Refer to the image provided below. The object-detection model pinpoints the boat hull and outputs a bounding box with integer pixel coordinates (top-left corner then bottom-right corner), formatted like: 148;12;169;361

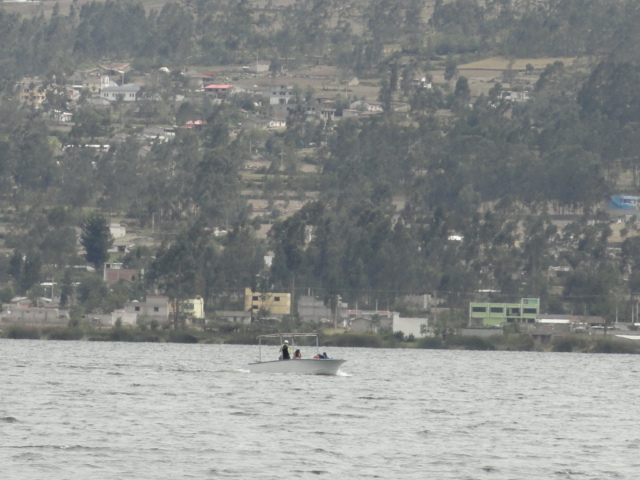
248;358;346;375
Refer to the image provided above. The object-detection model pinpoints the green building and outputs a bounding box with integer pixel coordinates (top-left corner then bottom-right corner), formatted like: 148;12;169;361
469;298;539;327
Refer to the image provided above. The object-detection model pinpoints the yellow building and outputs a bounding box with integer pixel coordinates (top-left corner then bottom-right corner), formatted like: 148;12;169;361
169;296;205;320
17;78;47;106
245;288;291;317
181;296;205;320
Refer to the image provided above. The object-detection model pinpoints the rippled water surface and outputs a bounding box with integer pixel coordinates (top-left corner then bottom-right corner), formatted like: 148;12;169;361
2;339;640;479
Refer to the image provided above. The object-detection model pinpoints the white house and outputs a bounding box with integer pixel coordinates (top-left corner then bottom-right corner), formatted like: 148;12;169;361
100;85;140;102
501;90;529;102
89;309;137;327
347;309;395;332
2;307;69;325
50;110;73;123
217;310;252;324
124;295;169;323
109;223;126;239
243;62;270;74
393;316;429;338
263;84;294;105
349;100;384;112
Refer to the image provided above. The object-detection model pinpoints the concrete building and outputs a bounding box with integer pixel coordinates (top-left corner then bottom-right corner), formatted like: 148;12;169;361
124;295;169;323
393;316;429;338
204;84;234;99
179;297;205;320
103;263;140;286
243;62;270;74
17;78;47;106
469;298;539;327
346;310;396;332
2;307;69;325
245;288;291;317
100;85;140;102
89;309;137;327
297;295;346;323
217;310;252;324
263;84;294;105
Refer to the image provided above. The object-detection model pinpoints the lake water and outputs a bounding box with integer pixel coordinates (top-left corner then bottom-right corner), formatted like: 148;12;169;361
2;339;640;479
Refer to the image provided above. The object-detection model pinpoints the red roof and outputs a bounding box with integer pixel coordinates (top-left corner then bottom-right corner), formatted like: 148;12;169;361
204;84;233;90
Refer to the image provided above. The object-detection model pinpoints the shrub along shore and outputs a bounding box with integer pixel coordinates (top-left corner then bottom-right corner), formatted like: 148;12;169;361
1;324;639;354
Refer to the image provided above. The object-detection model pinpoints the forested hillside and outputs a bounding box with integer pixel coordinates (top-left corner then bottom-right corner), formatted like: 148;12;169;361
2;0;640;328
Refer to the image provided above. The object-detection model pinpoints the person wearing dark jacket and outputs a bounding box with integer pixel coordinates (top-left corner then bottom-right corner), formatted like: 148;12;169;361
279;340;291;360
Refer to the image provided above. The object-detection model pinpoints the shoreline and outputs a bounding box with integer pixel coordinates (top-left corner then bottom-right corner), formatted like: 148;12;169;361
2;323;639;354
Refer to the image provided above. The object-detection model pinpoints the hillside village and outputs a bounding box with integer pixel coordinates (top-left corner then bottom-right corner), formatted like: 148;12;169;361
0;63;510;304
15;56;558;234
1;59;640;342
6;55;640;343
3;1;640;348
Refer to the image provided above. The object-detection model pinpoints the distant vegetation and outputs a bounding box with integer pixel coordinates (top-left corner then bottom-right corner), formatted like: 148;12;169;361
4;323;639;354
2;0;640;330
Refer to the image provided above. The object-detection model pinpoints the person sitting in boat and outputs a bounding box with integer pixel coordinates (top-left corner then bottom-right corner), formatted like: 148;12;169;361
313;353;323;359
293;349;302;359
279;340;291;360
321;352;329;359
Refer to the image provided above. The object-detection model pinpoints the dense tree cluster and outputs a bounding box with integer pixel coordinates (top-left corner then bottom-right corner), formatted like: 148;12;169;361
3;0;640;86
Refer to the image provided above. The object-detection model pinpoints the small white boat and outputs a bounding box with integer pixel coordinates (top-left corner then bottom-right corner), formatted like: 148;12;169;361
248;333;346;375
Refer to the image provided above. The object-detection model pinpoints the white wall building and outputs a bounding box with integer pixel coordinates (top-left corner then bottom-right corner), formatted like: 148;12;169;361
100;85;140;102
393;316;429;338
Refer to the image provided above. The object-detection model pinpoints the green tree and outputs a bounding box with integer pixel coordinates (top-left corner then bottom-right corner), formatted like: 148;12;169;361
8;250;42;295
81;213;113;271
147;223;220;327
444;56;458;84
76;273;110;313
59;268;74;308
69;107;112;144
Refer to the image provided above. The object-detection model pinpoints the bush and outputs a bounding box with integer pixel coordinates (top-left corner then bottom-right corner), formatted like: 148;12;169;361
551;336;588;353
379;332;403;347
416;336;445;349
135;331;162;343
224;332;260;344
591;339;640;354
446;335;495;351
327;333;383;348
109;328;136;342
86;331;109;341
496;333;535;351
167;330;199;344
46;328;84;341
5;325;41;340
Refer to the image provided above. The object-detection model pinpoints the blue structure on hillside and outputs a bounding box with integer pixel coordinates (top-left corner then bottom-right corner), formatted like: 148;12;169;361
609;195;639;210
